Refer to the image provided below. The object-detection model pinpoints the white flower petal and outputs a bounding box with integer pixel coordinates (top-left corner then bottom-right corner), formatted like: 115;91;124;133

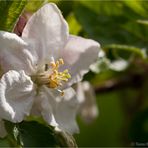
54;87;79;134
34;86;79;134
0;70;35;122
22;3;69;63
0;31;35;74
31;86;58;127
0;119;7;138
40;90;58;128
76;82;99;123
62;35;100;86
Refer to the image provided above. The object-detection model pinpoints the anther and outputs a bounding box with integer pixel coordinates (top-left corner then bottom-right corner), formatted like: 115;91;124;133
59;58;64;65
53;70;58;75
50;62;56;68
61;91;65;96
56;61;60;67
56;89;65;96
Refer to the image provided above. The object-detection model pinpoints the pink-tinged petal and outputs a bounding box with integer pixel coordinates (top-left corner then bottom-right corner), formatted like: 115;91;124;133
62;35;100;87
0;70;36;122
22;3;69;63
0;119;7;138
14;16;27;36
0;31;36;74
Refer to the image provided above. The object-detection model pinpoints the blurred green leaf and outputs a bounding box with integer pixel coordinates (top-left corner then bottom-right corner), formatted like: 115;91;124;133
0;0;27;32
25;0;46;12
74;1;148;47
67;13;82;35
4;121;20;147
57;1;74;18
78;1;123;16
48;0;61;4
122;0;147;16
0;138;9;147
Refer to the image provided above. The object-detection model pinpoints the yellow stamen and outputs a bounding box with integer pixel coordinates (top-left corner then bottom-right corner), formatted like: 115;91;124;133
56;61;60;67
33;58;71;96
50;62;56;68
59;58;64;65
47;58;71;90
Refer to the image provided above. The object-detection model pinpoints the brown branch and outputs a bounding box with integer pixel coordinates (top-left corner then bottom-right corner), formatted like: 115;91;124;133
95;72;145;94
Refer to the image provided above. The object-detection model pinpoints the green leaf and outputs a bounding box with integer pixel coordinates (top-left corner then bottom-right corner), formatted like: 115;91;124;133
0;0;27;32
0;137;9;147
25;0;45;12
4;121;20;147
74;1;148;47
78;0;123;16
67;13;82;35
4;120;77;147
122;0;147;16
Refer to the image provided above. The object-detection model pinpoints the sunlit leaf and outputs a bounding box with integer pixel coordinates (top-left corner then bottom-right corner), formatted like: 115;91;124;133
74;1;148;46
123;0;147;17
25;0;46;12
0;0;27;32
67;13;82;35
78;1;123;16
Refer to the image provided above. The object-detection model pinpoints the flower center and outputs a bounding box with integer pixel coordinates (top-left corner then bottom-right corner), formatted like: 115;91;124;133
31;58;71;96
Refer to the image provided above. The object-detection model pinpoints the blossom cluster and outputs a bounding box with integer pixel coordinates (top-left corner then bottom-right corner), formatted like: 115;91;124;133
0;3;100;137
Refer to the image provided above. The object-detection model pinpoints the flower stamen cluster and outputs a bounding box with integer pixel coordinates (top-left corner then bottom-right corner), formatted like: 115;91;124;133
49;58;71;88
31;58;71;96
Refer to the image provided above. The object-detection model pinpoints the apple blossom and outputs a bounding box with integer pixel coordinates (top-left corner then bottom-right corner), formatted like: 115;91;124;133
0;3;100;135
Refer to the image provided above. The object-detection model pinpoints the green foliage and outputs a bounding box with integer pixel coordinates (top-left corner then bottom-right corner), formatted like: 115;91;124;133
0;0;27;32
74;1;148;47
67;13;82;35
0;138;9;147
4;121;77;147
